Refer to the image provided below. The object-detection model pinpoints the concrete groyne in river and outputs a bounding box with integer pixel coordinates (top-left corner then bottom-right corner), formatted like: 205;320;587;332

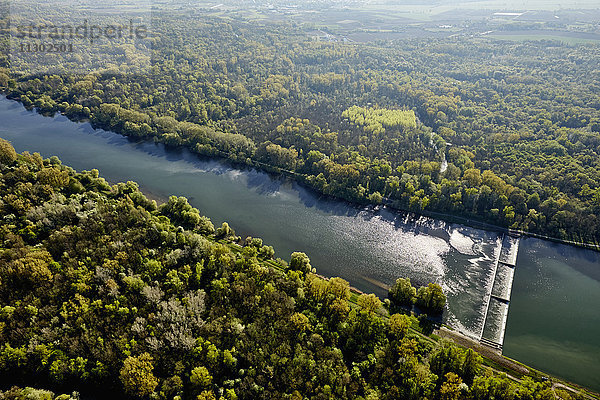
4;96;600;390
480;234;520;350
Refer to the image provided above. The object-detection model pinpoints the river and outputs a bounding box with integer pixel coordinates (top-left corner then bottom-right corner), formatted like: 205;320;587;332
503;238;600;390
0;96;599;391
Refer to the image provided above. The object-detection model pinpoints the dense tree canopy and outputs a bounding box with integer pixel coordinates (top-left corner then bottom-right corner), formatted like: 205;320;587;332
389;277;418;308
416;283;447;315
0;142;584;399
1;11;599;246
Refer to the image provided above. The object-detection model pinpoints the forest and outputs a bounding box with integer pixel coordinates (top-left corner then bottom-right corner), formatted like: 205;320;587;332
0;10;599;247
0;139;590;399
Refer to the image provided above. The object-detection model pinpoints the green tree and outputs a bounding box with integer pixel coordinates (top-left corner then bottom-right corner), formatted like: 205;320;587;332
369;191;383;204
196;391;217;400
389;313;411;339
358;293;382;314
429;341;462;381
37;167;69;188
416;283;446;314
389;277;417;307
215;222;235;238
290;312;310;332
190;366;212;388
289;252;311;274
461;348;482;385
119;353;159;398
327;277;351;300
0;138;17;165
439;372;463;400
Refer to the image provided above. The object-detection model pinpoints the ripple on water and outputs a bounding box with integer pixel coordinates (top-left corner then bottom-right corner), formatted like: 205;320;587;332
0;96;506;345
333;212;503;338
449;229;477;255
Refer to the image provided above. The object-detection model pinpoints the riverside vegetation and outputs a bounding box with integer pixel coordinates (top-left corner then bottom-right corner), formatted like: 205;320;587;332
1;11;600;247
0;139;589;399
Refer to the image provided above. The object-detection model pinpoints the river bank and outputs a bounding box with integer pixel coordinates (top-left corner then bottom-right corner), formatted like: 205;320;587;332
2;95;600;391
437;327;600;399
2;94;599;254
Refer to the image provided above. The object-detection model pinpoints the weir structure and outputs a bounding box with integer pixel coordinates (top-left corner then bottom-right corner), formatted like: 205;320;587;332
479;233;520;351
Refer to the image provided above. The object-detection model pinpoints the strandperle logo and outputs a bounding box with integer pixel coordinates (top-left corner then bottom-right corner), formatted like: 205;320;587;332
7;0;152;75
13;20;148;43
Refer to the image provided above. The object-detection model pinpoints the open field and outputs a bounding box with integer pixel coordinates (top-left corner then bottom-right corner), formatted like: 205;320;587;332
487;29;600;43
487;33;600;43
137;0;600;43
372;0;600;14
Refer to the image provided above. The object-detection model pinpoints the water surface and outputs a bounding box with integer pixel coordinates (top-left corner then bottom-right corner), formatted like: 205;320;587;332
0;97;501;338
504;238;600;391
1;97;599;390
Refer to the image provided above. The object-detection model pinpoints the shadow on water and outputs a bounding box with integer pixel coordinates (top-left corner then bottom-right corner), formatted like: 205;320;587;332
0;99;490;235
383;210;452;242
118;135;365;219
246;172;284;196
524;238;600;283
298;191;365;218
4;96;600;391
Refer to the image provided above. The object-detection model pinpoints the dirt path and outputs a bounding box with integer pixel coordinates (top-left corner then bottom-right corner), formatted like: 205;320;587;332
552;382;599;400
436;327;600;400
435;327;529;375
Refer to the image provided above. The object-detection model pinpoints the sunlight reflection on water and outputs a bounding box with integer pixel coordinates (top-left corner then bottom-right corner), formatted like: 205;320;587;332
0;96;505;341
